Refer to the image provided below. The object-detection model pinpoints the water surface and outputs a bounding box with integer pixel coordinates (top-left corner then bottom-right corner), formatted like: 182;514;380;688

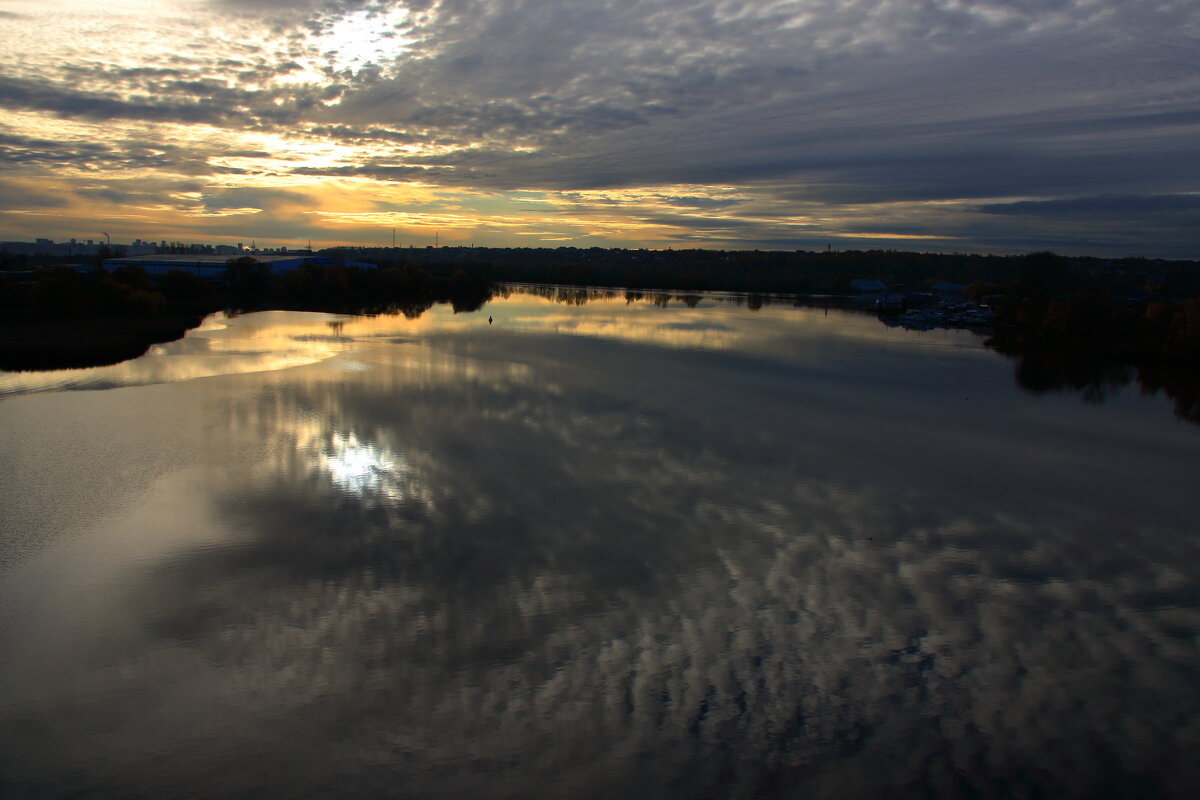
2;294;1198;798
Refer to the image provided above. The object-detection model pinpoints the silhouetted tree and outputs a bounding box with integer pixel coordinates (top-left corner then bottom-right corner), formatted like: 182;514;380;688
109;263;151;291
224;256;270;294
33;266;89;317
159;269;206;302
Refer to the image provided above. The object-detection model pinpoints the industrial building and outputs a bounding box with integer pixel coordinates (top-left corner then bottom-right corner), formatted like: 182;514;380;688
102;254;375;277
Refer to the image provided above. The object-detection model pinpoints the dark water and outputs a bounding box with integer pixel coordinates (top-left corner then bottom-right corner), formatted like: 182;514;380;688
1;294;1198;799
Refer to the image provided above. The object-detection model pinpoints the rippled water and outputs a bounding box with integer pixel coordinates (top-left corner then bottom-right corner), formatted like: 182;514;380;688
1;293;1198;799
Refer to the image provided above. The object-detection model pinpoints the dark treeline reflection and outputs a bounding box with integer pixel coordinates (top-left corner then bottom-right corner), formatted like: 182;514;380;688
500;282;854;312
3;317;1197;799
367;281;1200;427
503;283;1200;426
998;345;1200;425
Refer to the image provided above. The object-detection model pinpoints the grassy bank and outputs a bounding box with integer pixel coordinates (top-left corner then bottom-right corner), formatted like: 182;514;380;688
3;251;1197;373
0;307;212;371
0;260;492;372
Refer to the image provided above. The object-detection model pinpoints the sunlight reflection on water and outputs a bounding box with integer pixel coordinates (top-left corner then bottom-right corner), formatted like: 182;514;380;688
320;432;412;502
1;294;1198;799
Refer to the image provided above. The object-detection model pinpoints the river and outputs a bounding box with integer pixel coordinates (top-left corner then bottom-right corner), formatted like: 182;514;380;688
2;290;1198;798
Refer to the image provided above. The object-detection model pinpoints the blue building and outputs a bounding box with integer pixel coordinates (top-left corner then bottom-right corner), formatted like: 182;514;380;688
102;254;375;277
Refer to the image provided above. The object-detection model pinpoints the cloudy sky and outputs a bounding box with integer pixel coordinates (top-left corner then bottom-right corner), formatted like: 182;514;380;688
0;0;1197;255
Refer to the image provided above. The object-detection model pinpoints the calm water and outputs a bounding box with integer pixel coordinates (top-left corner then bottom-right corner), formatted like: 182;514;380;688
1;292;1198;799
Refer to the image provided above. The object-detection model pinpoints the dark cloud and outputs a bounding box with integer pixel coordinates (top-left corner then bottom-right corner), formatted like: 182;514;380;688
2;0;1199;253
200;186;312;212
0;131;112;163
0;130;210;175
0;183;68;210
302;124;440;145
297;0;1198;253
287;164;436;180
658;196;745;209
75;187;143;204
979;194;1200;217
0;75;240;126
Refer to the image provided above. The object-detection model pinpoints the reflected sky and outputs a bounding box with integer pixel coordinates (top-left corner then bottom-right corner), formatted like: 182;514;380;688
1;299;1199;799
0;293;989;397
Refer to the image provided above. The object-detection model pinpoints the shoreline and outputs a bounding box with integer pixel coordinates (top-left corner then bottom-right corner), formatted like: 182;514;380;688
3;281;1197;377
0;308;212;372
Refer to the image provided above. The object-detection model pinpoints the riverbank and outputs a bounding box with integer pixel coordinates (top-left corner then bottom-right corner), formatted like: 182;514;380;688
0;308;211;371
0;259;494;371
4;251;1197;374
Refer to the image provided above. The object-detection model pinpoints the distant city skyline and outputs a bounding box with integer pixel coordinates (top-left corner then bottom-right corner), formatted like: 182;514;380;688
1;1;1198;258
0;235;302;258
5;233;1199;264
2;232;428;253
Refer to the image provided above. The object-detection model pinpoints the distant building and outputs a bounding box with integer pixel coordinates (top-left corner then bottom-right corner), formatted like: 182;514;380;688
929;281;965;295
849;279;888;293
102;254;375;277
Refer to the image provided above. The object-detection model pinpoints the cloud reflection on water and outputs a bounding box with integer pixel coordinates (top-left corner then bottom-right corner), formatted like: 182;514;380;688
1;303;1198;798
0;292;985;398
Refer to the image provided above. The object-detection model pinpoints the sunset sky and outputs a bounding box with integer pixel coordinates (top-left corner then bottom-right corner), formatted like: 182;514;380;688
1;0;1197;256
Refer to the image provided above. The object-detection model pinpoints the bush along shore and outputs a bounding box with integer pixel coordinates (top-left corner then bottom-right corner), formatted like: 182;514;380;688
0;260;493;371
891;252;1200;424
1;250;1197;378
0;265;218;371
0;310;213;372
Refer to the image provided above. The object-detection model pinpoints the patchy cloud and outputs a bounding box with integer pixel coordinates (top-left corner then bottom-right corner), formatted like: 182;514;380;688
979;194;1200;217
0;0;1197;253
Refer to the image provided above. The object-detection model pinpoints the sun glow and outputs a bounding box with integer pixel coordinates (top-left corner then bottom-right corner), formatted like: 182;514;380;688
208;3;420;91
320;431;412;500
